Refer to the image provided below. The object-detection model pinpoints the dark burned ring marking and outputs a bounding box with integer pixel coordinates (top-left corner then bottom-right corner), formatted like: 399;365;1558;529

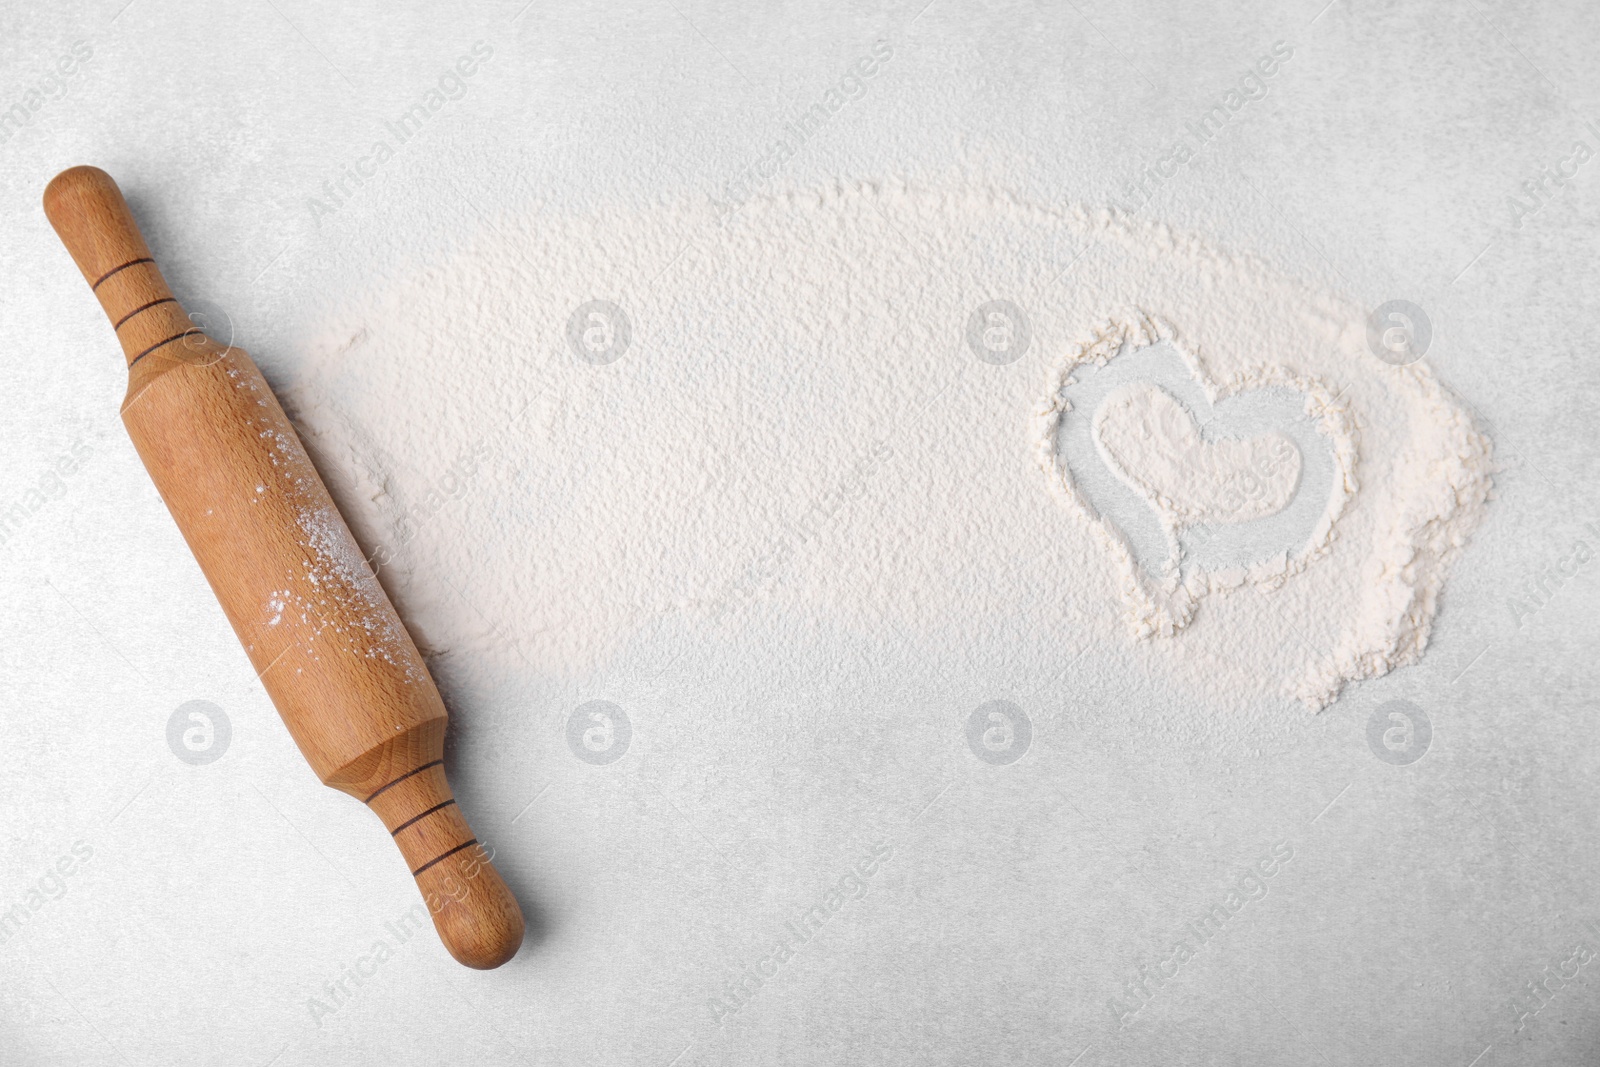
126;332;192;367
363;759;444;803
91;257;154;290
390;799;457;837
114;296;177;329
411;839;478;877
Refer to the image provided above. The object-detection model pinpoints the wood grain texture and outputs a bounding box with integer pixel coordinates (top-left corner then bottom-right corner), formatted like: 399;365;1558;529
43;166;524;970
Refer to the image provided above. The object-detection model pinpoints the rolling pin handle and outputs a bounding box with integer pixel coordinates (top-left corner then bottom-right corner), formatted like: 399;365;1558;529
43;165;208;367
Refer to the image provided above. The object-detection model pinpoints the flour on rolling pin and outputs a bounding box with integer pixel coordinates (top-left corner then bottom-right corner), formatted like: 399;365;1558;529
228;368;420;681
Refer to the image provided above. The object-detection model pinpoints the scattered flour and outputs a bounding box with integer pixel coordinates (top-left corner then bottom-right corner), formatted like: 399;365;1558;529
1092;381;1302;527
288;181;1491;712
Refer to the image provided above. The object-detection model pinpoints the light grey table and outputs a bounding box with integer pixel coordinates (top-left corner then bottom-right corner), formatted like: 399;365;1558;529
2;1;1597;1064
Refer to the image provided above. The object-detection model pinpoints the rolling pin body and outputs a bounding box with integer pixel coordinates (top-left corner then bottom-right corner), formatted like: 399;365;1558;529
44;166;523;969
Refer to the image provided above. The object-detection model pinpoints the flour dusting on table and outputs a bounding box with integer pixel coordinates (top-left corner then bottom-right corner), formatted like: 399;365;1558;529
288;182;1491;711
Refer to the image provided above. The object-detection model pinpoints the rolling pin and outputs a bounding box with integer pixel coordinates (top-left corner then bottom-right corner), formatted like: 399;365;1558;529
43;166;524;969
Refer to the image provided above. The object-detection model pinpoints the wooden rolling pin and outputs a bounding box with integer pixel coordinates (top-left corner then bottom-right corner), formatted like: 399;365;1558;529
43;166;524;969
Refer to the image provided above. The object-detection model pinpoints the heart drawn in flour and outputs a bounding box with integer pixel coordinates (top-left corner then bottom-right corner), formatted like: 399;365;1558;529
1036;326;1351;639
1093;382;1303;530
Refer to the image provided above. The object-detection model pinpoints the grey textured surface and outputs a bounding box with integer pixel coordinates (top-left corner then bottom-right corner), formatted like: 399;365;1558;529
2;1;1599;1064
